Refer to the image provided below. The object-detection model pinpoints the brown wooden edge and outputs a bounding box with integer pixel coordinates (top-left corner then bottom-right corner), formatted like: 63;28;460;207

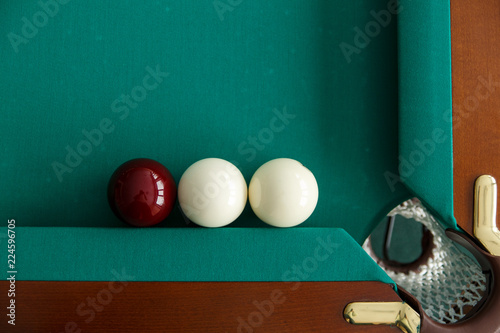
452;0;500;233
0;281;403;332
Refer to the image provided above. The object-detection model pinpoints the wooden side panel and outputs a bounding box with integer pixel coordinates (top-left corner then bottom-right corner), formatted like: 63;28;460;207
0;281;401;332
451;0;500;233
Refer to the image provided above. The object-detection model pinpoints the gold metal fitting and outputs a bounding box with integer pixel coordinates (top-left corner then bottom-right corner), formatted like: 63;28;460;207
474;175;500;256
344;302;420;333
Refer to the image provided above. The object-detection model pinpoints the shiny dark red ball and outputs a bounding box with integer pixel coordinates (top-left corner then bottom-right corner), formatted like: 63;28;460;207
108;158;176;227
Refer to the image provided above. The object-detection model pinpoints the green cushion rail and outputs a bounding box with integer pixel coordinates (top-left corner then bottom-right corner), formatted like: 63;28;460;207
398;0;456;230
10;227;394;283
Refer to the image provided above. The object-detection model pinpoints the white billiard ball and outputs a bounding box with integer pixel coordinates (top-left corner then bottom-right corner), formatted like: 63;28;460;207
249;158;318;227
178;158;247;228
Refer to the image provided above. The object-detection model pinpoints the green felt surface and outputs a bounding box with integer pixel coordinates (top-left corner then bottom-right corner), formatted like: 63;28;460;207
10;227;394;283
397;0;456;230
0;0;416;244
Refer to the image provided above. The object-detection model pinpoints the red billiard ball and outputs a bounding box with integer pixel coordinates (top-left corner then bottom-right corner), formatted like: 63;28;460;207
108;158;176;227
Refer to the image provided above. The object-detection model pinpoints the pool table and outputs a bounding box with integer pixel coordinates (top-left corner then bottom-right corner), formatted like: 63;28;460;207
0;0;499;332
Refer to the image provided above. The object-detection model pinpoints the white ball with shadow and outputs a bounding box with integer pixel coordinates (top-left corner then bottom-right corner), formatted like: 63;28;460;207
249;158;319;228
178;158;247;228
